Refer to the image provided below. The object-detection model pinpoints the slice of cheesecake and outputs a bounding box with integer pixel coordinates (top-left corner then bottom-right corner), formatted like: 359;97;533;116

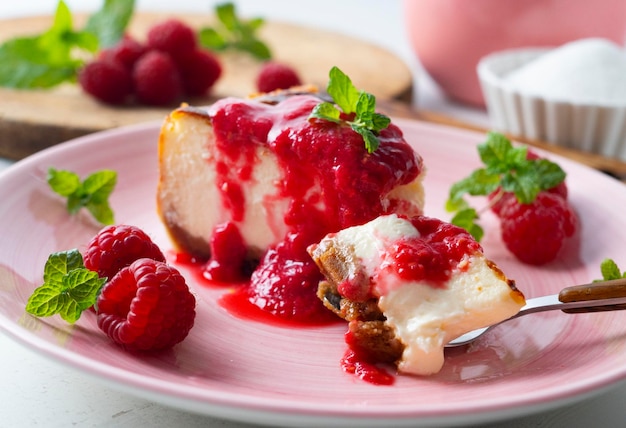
157;92;426;262
308;213;526;375
157;90;427;320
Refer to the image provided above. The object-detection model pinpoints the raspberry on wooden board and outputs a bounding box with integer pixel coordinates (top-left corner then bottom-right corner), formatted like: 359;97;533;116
78;59;134;105
133;50;184;106
256;61;302;93
78;18;224;105
99;35;147;70
146;18;198;58
176;48;222;96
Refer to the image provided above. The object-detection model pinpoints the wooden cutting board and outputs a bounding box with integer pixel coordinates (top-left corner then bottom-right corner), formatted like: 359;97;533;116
0;13;413;160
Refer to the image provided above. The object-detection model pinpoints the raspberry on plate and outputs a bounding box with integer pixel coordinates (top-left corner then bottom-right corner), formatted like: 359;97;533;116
146;19;197;58
78;59;133;105
176;48;222;96
133;50;183;106
256;61;302;93
97;258;196;351
489;181;568;217
84;224;166;281
499;192;578;265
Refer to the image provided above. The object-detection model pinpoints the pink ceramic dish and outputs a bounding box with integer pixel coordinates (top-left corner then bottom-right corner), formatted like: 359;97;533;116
403;0;626;106
1;119;626;426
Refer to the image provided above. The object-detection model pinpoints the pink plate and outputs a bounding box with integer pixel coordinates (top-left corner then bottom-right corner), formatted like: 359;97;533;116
1;118;626;427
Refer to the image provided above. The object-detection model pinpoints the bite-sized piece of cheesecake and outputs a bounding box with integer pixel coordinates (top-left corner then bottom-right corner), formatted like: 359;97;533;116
157;89;426;321
308;214;526;375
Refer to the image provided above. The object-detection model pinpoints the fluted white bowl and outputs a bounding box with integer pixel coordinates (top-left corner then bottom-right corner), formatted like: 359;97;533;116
477;47;626;161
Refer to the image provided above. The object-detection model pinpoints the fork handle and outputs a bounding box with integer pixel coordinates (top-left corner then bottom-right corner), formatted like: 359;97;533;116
558;277;626;313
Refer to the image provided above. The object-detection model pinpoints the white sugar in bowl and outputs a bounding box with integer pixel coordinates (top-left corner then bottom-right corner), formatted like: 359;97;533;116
478;39;626;161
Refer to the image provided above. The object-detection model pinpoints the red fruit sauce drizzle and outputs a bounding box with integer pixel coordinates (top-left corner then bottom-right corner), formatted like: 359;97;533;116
342;328;396;386
373;216;483;296
341;350;395;386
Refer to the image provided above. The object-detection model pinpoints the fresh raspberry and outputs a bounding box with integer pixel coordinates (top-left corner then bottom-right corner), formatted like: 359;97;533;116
488;190;516;217
84;224;166;281
499;192;577;265
99;35;147;70
96;258;196;351
489;182;568;216
175;48;222;96
146;19;197;58
256;62;302;93
78;59;133;105
132;50;183;106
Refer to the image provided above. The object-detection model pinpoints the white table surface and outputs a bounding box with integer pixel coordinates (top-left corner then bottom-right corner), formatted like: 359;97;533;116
2;1;626;427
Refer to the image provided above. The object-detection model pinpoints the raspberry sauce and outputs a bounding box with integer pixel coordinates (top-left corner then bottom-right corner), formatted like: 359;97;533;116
377;216;483;294
340;350;395;386
201;94;423;323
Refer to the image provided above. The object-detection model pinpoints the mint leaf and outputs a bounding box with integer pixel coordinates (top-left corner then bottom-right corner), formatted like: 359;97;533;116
352;126;380;153
355;92;376;124
47;169;81;196
215;2;238;31
46;0;74;40
43;248;84;287
199;2;272;60
86;202;115;226
310;102;342;124
84;0;135;48
82;169;117;203
26;249;105;323
448;168;500;207
328;66;360;114
534;158;568;190
598;259;626;281
0;35;79;88
47;168;117;225
199;27;227;50
479;132;527;174
371;113;391;133
450;208;484;242
308;66;391;153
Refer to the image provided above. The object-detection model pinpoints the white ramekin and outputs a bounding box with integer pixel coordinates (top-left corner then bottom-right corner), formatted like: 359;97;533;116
477;48;626;161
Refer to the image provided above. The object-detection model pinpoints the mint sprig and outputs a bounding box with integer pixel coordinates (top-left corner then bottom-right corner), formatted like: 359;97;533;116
199;2;271;60
446;132;566;240
26;249;105;323
0;0;133;89
47;168;117;225
308;66;391;153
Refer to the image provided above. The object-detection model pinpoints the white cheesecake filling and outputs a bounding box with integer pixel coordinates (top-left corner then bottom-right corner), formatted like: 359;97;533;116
378;255;522;375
